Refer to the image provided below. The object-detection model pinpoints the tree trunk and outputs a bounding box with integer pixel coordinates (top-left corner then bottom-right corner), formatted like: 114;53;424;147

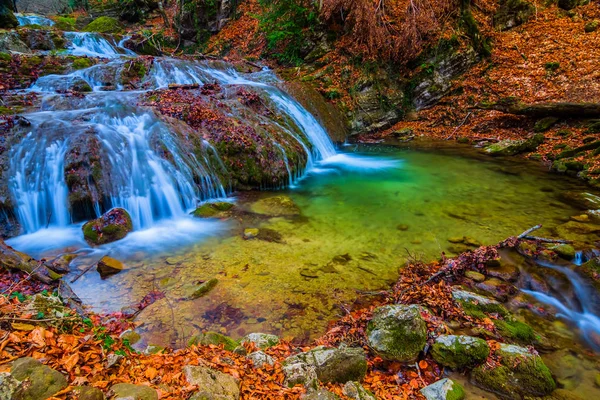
473;100;600;119
0;239;61;284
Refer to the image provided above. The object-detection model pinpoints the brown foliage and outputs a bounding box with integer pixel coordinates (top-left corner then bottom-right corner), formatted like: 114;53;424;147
321;0;457;62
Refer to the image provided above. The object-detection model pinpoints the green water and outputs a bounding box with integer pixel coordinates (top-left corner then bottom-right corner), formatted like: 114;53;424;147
72;142;595;348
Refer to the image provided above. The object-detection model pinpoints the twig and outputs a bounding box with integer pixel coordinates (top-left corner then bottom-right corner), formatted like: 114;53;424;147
446;111;472;140
522;236;572;244
70;263;96;283
518;225;542;239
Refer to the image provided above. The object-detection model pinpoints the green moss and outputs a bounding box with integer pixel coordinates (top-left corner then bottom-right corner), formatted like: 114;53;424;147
495;319;537;343
544;62;560;72
192;202;234;218
459;299;509;318
188;331;239;351
190;278;218;299
83;16;123;34
72;58;93;70
83;222;99;243
460;0;492;57
54;16;76;31
431;335;490;369
533;117;558;132
447;381;466;400
0;52;11;61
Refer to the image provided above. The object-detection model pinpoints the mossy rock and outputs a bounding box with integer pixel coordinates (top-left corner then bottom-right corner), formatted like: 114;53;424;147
550;244;575;260
282;345;367;384
0;4;18;29
97;256;125;278
82;207;133;245
74;386;105;400
250;195;300;217
534;117;559;133
183;365;240;400
585;20;599;33
72;57;93;70
420;378;465;400
471;344;555;399
189;278;218;299
494;319;537;344
192;202;234;218
366;304;427;362
452;289;509;318
11;357;68;400
241;333;279;349
188;331;239;351
111;383;157;400
83;16;123;34
53;16;76;31
494;0;536;31
484;134;544;156
431;335;490;369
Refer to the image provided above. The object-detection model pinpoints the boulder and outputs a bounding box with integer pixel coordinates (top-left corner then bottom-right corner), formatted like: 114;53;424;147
471;344;555;399
0;372;19;400
18;29;65;51
97;256;125;278
420;378;465;400
82;208;133;245
193;202;234;218
282;346;367;385
494;0;535;31
10;357;68;400
187;331;239;351
550;244;575;260
494;319;536;344
431;335;490;369
302;389;341;400
83;16;123;34
0;32;31;53
241;333;279;349
248;351;275;368
342;381;376;400
250;195;300;217
0;0;18;29
111;383;158;400
484;134;544;156
74;386;106;400
183;365;240;400
366;305;427;362
452;288;509;318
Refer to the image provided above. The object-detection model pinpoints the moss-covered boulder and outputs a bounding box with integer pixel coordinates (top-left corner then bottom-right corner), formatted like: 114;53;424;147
0;0;18;29
366;304;427;362
250;195;300;217
82;208;133;245
0;31;31;53
83;16;123;34
189;278;218;299
74;385;105;400
282;345;367;385
241;333;279;349
11;357;68;400
471;344;555;399
431;335;490;369
420;378;465;400
111;383;158;400
18;29;65;51
550;244;575;260
187;331;239;351
53;16;76;31
342;381;376;400
192;201;234;218
534;117;559;133
183;365;240;400
494;319;537;344
484;134;544;156
494;0;535;31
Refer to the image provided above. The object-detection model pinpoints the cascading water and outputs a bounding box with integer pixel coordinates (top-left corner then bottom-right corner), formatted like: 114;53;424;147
15;13;55;26
64;32;136;58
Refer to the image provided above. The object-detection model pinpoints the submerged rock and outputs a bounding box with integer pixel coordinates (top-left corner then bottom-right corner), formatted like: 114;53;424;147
193;202;234;218
97;256;125;278
420;378;465;400
82;208;133;245
431;335;490;369
189;278;218;299
471;344;555;399
183;365;240;400
188;331;239;351
250;195;300;217
111;383;158;400
366;304;427;362
11;357;68;400
282;345;367;385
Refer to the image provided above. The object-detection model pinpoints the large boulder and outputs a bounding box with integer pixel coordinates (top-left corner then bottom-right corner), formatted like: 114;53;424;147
193;201;234;218
10;357;68;400
420;378;465;400
0;32;31;53
484;134;544;156
183;365;240;400
111;383;158;400
83;16;123;34
431;335;490;369
471;344;556;399
282;346;367;386
366;304;427;362
82;208;133;245
0;0;18;29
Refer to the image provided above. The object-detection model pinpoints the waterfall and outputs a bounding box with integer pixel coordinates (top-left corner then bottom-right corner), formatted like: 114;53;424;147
65;32;135;58
15;13;55;27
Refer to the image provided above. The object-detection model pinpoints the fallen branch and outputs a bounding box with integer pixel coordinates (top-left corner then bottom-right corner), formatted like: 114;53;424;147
0;239;60;284
517;224;542;238
446;111;472;140
522;235;572;244
70;263;96;284
471;100;600;118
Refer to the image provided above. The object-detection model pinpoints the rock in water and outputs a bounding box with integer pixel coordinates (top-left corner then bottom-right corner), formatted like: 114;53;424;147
187;331;239;351
420;378;465;400
10;357;68;400
241;332;280;349
192;201;234;218
472;343;555;399
111;383;158;400
484;134;544;156
250;195;300;217
366;305;427;362
431;335;490;369
189;278;218;299
183;365;240;400
82;208;133;245
97;256;125;278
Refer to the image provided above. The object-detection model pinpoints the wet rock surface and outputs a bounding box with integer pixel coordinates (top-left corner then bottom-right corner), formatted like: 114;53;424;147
183;365;240;400
82;208;133;245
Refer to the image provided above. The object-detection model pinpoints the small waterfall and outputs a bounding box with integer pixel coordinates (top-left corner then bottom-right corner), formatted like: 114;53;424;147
65;32;135;58
15;13;55;26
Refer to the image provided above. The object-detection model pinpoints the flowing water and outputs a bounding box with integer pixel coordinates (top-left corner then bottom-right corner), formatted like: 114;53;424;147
4;31;600;393
15;13;55;26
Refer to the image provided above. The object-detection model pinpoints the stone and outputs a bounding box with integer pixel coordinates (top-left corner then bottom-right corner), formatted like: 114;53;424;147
431;335;490;369
193;202;234;218
111;383;158;400
188;332;239;351
474;278;517;302
243;228;259;239
464;271;486;282
143;345;164;355
10;357;67;400
396;224;410;231
484;134;544;156
420;378;465;400
551;244;576;260
97;256;125;278
0;372;19;400
452;288;509;318
248;351;275;368
120;329;141;345
342;381;376;400
366;304;427;362
74;386;105;400
83;16;123;34
486;262;520;282
82;208;133;245
585;20;599;33
250;195;300;217
190;278;218;299
183;365;240;400
544;350;583;390
282;346;367;385
0;1;18;29
558;191;600;211
494;0;535;31
471;344;555;399
534;117;559;133
241;333;279;349
302;389;341;400
0;32;31;53
282;360;318;389
106;353;124;369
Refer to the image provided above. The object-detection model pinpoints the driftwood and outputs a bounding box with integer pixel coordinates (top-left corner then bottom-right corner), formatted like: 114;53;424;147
472;100;600;119
516;224;572;243
0;239;60;284
168;83;200;90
